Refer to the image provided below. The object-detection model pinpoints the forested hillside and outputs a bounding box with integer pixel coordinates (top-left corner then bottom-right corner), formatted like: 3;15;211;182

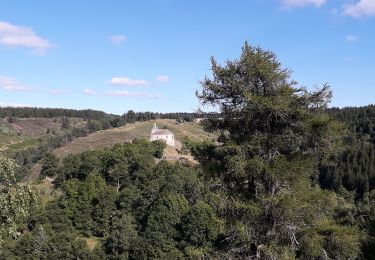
319;106;375;197
0;107;112;120
0;109;199;174
1;43;375;259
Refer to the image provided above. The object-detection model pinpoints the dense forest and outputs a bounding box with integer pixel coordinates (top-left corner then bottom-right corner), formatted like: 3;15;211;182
0;107;199;123
0;107;112;120
320;106;375;198
1;43;375;259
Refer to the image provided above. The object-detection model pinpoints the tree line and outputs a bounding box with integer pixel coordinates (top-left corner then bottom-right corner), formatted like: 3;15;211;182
0;107;112;120
0;106;199;123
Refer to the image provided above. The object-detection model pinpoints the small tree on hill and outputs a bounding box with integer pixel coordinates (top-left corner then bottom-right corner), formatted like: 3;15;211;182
41;153;59;178
61;117;70;129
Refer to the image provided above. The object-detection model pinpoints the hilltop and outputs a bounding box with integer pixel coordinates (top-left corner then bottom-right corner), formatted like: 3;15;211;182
53;119;215;160
52;119;214;158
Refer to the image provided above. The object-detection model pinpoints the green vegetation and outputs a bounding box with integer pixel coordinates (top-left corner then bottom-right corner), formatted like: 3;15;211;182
0;132;22;148
1;141;214;259
193;42;360;258
320;106;375;197
0;107;112;119
5;138;41;157
40;153;59;178
0;157;37;255
2;43;375;259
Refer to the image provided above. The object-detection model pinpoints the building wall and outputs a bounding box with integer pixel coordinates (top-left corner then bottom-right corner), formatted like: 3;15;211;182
150;134;175;146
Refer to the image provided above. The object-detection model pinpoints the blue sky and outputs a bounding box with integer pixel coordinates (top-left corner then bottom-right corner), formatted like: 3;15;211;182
0;0;374;115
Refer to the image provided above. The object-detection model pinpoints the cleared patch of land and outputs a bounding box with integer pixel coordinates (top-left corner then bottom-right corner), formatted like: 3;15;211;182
53;119;215;158
0;117;85;155
85;237;100;252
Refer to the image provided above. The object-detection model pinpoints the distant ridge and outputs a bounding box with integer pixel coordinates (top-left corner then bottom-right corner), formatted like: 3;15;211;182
0;107;113;120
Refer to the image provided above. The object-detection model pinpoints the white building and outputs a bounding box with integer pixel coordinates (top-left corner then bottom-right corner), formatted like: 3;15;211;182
149;123;175;147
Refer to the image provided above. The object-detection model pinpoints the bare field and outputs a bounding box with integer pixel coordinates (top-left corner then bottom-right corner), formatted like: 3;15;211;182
2;117;84;136
85;237;100;252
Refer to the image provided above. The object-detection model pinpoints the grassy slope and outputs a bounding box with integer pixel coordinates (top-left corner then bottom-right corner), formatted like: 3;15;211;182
53;119;215;158
0;117;85;156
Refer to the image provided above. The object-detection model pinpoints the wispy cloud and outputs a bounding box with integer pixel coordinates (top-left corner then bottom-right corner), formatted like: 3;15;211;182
50;89;70;95
83;88;98;96
0;21;54;54
83;88;160;99
0;102;31;107
343;0;375;18
156;75;169;82
281;0;326;8
0;75;33;91
108;77;148;86
108;35;127;44
346;35;359;43
105;90;161;99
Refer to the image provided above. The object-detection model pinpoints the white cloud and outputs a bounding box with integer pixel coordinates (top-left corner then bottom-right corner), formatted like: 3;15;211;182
83;88;98;96
281;0;326;8
0;102;31;107
156;75;169;82
346;35;359;43
105;90;161;99
108;77;148;86
108;35;127;44
0;75;33;91
0;21;53;54
343;0;375;17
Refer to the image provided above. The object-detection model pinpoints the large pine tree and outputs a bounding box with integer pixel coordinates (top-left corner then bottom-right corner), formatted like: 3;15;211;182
194;42;361;259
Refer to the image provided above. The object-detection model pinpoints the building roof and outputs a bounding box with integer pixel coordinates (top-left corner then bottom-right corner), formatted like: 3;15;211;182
151;129;173;136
